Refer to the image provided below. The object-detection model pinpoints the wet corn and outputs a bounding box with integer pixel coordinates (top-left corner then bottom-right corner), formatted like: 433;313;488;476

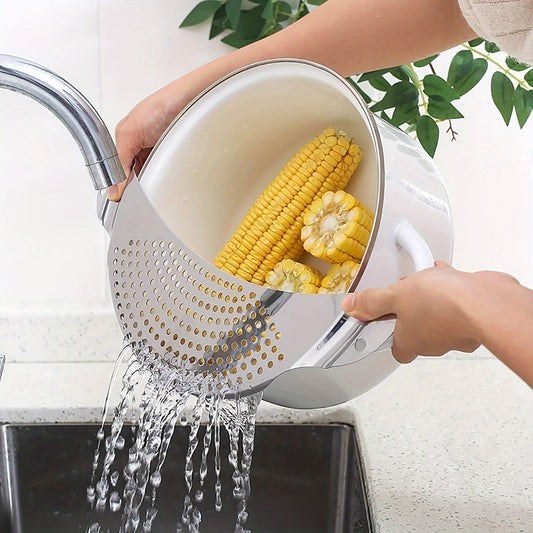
318;260;360;294
264;259;323;293
301;190;373;263
214;128;362;284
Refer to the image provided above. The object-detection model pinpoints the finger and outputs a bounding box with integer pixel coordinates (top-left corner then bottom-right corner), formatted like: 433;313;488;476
342;286;396;321
390;326;418;364
108;179;128;202
107;147;153;202
110;118;141;201
391;343;418;364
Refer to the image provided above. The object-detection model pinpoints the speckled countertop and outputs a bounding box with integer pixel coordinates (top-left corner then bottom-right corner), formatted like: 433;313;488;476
0;346;532;532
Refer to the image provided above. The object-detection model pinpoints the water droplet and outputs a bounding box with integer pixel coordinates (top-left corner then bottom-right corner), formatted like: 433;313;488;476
150;470;162;488
233;487;245;500
86;486;96;504
126;460;141;474
142;507;158;532
110;491;122;512
95;497;106;512
86;342;263;533
110;471;120;486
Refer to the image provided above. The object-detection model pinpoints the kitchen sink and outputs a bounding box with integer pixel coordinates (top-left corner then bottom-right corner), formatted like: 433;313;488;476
0;423;372;533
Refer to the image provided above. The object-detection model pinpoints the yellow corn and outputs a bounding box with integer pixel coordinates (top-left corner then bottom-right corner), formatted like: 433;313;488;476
214;128;362;285
264;259;322;294
301;190;373;263
318;260;360;294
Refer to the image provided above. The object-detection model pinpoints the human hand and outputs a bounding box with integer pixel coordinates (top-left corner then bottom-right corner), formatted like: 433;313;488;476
341;262;482;363
108;87;176;201
109;73;206;201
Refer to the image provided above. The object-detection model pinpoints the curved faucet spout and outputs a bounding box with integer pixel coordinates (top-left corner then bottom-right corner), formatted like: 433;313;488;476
0;54;126;190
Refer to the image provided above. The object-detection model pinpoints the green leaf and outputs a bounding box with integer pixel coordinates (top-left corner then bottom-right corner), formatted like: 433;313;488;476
485;41;500;53
209;13;226;38
416;115;439;157
368;75;391;92
468;37;484;47
447;50;487;96
447;50;472;82
262;0;274;20
389;66;409;81
379;111;394;125
346;77;372;104
413;54;439;67
491;71;514;125
359;68;396;82
208;5;227;39
505;56;530;72
295;1;309;20
398;64;419;85
427;95;464;120
457;58;487;95
180;0;222;27
370;81;418;112
423;74;459;101
307;0;328;4
221;4;265;47
277;1;294;22
226;0;242;28
391;100;420;127
525;69;533;88
513;86;533;128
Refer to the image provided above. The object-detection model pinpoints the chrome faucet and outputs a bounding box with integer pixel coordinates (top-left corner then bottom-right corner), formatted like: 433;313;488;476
0;54;126;189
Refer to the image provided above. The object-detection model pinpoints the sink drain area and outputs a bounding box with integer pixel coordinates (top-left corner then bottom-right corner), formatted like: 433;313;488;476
0;423;372;533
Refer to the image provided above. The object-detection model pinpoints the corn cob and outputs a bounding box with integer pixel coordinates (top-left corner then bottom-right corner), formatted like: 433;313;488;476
214;128;362;285
301;190;373;263
264;259;323;293
318;260;360;294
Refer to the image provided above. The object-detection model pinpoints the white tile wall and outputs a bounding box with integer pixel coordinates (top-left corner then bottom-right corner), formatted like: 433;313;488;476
0;1;531;361
433;50;533;286
0;0;230;313
0;0;104;310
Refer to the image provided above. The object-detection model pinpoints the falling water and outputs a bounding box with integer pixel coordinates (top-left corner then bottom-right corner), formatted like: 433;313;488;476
87;343;262;533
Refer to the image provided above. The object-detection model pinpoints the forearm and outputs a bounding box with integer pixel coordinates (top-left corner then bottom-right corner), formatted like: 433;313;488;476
236;0;476;76
160;0;476;118
467;273;533;387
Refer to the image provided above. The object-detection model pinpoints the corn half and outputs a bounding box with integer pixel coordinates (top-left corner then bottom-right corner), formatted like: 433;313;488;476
318;260;360;294
264;259;323;294
301;190;373;264
214;128;362;285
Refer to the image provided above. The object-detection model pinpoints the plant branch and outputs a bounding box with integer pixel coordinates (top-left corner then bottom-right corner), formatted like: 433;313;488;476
462;44;528;87
406;63;428;114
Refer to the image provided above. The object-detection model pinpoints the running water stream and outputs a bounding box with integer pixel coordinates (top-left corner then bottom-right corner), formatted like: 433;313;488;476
87;344;262;533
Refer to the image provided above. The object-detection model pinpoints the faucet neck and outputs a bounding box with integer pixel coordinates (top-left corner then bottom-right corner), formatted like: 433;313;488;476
0;54;126;190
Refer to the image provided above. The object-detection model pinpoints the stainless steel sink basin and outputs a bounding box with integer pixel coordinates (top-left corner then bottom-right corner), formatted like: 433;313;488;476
0;423;372;533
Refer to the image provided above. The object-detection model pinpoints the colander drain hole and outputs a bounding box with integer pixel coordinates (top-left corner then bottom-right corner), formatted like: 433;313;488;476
112;242;285;385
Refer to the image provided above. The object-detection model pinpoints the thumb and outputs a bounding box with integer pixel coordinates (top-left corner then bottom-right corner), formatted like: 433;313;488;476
342;286;396;321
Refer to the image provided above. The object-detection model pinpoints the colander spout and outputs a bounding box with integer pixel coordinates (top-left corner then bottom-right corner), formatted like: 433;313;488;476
0;54;126;190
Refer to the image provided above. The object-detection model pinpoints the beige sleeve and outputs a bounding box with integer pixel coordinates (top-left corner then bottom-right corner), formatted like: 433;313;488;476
458;0;533;64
